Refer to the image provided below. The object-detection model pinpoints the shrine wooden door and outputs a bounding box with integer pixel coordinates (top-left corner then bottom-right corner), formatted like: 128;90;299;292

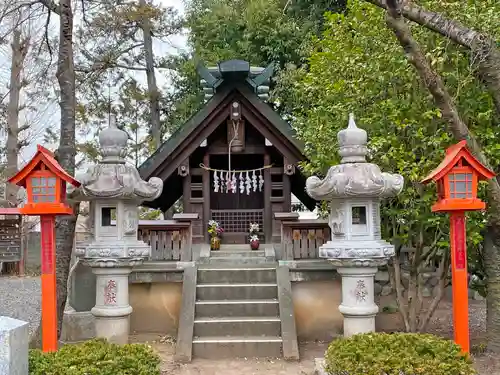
209;154;265;244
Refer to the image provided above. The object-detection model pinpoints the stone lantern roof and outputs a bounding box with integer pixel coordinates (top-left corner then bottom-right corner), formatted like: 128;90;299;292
306;114;404;200
68;115;163;202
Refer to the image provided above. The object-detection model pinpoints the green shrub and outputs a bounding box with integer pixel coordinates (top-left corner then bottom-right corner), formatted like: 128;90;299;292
324;333;476;375
29;339;161;375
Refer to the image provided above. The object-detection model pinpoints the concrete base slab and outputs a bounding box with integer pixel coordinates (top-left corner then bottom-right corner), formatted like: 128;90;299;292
60;310;95;343
95;316;130;345
315;358;327;375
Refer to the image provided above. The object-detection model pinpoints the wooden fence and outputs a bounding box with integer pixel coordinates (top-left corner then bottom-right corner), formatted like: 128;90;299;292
137;214;197;262
276;213;331;260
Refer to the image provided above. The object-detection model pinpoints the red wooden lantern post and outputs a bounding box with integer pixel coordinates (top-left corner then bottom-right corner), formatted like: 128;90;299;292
2;145;80;352
422;140;495;354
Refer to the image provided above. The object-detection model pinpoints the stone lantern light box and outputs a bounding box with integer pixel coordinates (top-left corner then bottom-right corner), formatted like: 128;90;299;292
422;140;494;212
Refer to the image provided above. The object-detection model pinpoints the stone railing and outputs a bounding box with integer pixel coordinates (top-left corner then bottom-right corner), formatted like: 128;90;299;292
275;213;331;260
137;213;198;262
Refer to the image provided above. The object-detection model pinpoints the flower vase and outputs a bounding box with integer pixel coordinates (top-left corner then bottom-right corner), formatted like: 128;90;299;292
210;236;220;251
250;239;260;250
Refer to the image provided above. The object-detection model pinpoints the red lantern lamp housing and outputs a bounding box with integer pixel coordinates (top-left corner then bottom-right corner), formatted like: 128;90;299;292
422;140;495;212
8;145;81;216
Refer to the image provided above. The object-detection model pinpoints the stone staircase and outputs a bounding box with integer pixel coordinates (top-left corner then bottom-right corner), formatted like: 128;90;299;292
191;247;285;359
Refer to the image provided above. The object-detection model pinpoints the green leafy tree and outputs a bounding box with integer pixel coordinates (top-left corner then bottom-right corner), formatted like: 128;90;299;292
277;0;498;331
163;0;347;129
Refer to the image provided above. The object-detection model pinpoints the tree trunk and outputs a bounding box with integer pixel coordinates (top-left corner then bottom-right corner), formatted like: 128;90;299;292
27;0;78;347
366;0;500;115
392;252;410;331
54;0;77;341
483;225;500;352
384;0;500;352
5;28;28;206
139;0;162;149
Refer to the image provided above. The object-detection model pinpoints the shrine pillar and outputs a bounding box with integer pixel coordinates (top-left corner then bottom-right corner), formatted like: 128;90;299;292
305;114;404;336
68;116;163;344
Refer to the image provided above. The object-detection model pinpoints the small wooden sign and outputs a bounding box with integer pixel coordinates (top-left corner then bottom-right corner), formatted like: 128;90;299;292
453;215;466;270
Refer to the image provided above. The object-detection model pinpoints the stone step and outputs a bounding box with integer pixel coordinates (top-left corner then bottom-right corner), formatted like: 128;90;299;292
195;299;280;317
196;283;278;300
210;250;265;258
198;263;276;269
201;257;272;265
193;316;281;337
192;336;283;359
219;244;258;251
197;267;276;284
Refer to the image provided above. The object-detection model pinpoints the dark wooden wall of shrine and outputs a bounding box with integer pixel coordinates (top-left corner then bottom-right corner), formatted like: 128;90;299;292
179;115;292;245
209;154;265;210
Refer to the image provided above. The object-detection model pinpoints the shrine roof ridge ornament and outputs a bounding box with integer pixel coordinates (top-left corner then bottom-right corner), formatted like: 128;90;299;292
197;59;274;102
68;114;163;202
305;113;404;200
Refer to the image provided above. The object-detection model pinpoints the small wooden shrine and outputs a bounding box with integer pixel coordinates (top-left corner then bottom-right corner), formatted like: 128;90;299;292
421;140;495;212
8;145;80;215
139;60;316;244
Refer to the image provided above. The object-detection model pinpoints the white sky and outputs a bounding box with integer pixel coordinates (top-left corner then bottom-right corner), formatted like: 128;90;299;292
0;0;188;167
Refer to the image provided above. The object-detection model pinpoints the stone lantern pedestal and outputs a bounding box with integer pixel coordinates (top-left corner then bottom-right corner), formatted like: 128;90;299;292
337;267;378;335
71;253;145;345
69;115;163;344
321;241;395;336
91;268;133;344
306;114;404;337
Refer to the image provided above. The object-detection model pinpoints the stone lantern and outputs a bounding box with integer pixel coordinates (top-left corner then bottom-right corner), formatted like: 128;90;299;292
68;116;163;344
306;114;404;337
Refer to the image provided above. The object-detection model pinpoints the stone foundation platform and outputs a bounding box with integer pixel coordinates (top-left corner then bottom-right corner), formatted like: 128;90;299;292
314;358;327;375
60;309;96;344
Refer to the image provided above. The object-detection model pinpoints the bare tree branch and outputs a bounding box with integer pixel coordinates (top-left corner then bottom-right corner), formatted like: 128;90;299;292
384;0;500;199
37;0;59;14
0;1;39;25
75;63;146;72
419;251;450;332
367;0;500;116
41;6;53;56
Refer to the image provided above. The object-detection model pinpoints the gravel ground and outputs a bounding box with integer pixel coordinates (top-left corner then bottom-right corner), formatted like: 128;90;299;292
426;299;487;341
0;276;41;336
